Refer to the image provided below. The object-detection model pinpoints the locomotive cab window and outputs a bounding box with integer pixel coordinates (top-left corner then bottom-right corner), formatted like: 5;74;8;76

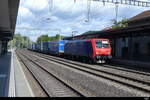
95;40;109;48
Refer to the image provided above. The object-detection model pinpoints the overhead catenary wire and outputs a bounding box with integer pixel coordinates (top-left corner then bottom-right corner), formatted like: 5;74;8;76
92;0;150;7
86;0;92;22
73;0;150;23
47;0;53;20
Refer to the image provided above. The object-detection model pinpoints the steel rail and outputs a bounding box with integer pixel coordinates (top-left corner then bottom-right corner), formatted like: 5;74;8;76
25;50;150;95
17;50;85;97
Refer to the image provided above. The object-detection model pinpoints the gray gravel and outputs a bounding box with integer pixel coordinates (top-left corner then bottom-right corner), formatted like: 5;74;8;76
18;52;80;97
28;50;150;85
21;50;150;97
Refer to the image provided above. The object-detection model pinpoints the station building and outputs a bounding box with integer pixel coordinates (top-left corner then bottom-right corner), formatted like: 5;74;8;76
64;10;150;62
0;0;20;56
112;10;150;62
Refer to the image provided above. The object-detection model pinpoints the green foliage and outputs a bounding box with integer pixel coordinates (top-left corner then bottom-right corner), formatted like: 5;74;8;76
8;34;32;49
36;34;64;43
111;19;128;29
82;31;99;35
37;35;50;43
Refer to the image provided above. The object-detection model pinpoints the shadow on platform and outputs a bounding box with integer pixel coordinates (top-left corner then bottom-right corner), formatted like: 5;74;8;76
0;52;11;97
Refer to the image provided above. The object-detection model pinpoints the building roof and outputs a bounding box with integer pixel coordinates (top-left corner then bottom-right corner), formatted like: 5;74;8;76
63;23;150;40
128;10;150;23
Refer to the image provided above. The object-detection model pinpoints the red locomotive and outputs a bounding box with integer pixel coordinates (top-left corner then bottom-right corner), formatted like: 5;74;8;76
64;38;112;63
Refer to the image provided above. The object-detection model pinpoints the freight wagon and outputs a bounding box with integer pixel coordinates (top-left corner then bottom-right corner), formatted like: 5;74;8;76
41;42;49;54
48;40;67;55
35;43;41;52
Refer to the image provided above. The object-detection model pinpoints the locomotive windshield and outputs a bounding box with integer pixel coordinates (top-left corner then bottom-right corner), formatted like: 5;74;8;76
95;40;109;48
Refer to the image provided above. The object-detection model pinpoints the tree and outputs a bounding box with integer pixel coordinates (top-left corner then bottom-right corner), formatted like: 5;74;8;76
82;31;99;35
8;34;32;49
37;35;50;43
36;34;64;43
55;34;61;40
111;19;128;29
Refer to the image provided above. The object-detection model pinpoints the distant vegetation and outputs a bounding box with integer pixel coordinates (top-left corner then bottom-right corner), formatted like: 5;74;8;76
8;34;32;49
82;31;100;35
111;19;128;29
36;34;64;43
8;34;65;49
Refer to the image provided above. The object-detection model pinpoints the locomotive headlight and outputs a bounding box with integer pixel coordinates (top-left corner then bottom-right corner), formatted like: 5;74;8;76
96;52;100;54
96;52;98;54
107;52;111;54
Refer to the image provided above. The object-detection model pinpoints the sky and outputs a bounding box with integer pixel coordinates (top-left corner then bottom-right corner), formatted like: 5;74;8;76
15;0;150;42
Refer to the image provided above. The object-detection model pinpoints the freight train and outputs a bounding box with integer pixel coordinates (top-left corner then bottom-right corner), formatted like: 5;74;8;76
28;38;112;63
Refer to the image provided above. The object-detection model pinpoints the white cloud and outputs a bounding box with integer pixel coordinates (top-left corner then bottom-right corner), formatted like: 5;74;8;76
18;7;34;17
23;0;48;11
48;16;59;21
16;0;150;42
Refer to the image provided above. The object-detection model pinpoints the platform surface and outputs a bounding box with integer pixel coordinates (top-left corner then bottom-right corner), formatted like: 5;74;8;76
0;50;34;97
12;50;34;97
0;52;11;97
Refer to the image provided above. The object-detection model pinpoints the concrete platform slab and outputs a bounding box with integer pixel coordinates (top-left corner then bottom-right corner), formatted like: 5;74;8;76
14;51;34;97
0;50;34;97
0;52;11;97
8;50;34;97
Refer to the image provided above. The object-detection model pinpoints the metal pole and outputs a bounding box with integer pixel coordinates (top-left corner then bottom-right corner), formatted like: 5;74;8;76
86;0;91;22
115;2;119;23
58;29;61;40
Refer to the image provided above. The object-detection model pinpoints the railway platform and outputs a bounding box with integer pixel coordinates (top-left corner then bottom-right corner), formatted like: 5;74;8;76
0;49;34;97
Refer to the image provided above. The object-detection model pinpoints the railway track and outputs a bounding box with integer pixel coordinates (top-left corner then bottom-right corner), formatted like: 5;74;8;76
16;50;83;97
102;64;150;77
27;50;150;77
24;49;150;96
26;50;150;83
